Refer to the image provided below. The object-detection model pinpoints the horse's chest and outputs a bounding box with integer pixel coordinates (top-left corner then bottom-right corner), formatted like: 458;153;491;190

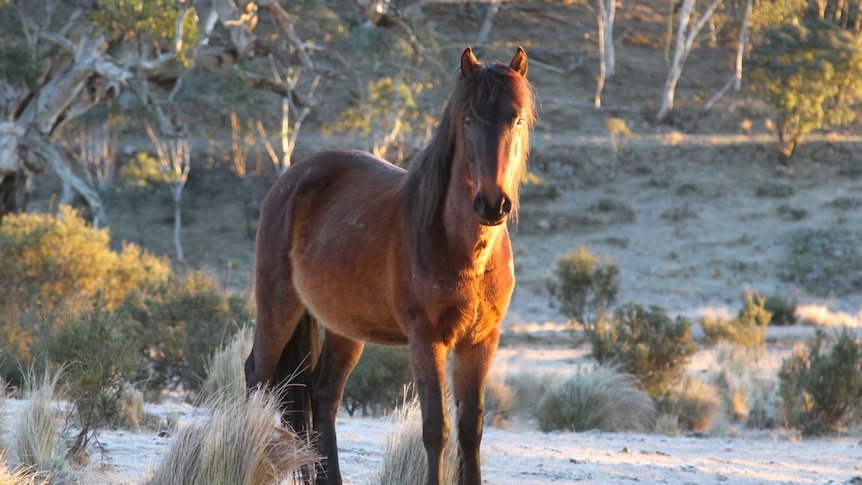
422;275;511;346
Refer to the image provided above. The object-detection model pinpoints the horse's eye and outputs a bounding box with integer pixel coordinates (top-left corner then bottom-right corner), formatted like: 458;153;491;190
515;117;525;127
463;116;472;126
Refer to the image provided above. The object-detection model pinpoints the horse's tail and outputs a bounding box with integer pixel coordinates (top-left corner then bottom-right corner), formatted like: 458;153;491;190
275;310;321;441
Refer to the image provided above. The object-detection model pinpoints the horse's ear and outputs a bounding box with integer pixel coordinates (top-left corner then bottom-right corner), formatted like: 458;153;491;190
461;47;480;78
510;46;528;78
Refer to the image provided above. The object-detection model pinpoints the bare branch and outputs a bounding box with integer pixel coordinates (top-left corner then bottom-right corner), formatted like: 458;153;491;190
20;135;108;226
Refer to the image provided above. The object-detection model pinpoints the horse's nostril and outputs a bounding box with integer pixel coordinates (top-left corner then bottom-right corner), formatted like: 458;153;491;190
500;196;512;216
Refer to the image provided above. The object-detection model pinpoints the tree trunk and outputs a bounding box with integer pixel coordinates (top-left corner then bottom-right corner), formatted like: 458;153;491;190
173;187;184;263
594;0;616;108
734;0;752;92
657;0;722;121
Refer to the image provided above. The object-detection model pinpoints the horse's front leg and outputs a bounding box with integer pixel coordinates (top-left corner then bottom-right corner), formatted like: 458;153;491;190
410;338;450;485
452;328;500;485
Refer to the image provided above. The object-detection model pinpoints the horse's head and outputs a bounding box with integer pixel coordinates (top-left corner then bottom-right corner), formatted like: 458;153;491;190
455;46;535;226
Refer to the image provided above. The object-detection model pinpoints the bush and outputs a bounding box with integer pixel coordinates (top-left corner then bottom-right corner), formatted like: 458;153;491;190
763;294;798;326
547;247;620;330
48;299;137;459
534;365;654;433
591;303;697;398
0;207;168;381
342;344;413;417
779;329;862;435
702;293;770;349
123;270;252;393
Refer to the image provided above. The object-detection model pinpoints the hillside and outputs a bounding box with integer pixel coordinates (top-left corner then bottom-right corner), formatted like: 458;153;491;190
28;0;862;327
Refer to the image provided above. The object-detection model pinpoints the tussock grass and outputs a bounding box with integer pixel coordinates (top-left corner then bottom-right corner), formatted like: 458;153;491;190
656;376;721;435
378;396;459;485
201;326;253;406
534;365;655;433
12;368;68;478
146;389;319;485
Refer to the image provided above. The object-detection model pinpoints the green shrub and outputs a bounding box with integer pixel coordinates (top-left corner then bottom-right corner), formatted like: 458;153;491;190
123;270;252;393
778;330;862;435
547;247;620;330
702;293;771;349
48;299;137;459
763;294;798;326
591;303;697;398
342;344;413;417
534;365;654;433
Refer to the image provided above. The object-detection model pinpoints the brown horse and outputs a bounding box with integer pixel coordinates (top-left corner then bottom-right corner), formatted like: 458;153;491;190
245;46;535;485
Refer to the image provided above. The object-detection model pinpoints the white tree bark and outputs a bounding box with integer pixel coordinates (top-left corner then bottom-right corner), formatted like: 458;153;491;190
147;125;190;263
20;136;108;227
656;0;722;121
734;0;753;92
594;0;617;108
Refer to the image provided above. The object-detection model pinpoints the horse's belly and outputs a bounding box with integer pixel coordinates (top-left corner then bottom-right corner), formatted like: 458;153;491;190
293;269;408;345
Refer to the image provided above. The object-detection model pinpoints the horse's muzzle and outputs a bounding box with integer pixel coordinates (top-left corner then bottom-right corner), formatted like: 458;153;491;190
472;193;512;226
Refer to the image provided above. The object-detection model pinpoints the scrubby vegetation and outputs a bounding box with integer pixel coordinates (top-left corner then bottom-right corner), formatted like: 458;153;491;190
702;293;771;350
548;246;620;331
591;303;697;398
779;330;862;435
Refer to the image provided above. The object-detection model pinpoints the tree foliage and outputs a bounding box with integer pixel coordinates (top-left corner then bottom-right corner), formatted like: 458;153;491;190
0;206;168;380
748;19;862;162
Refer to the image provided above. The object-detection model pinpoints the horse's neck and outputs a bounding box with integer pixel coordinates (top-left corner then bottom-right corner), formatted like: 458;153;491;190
437;156;507;274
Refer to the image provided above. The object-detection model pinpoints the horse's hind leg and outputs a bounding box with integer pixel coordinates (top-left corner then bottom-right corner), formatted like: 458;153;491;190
451;329;499;485
310;330;364;485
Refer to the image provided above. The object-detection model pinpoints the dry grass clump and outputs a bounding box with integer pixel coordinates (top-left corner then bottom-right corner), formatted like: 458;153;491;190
201;325;253;405
378;396;459;485
146;389;319;485
656;376;721;435
113;386;161;431
534;365;655;433
12;368;69;479
0;453;50;485
483;369;516;428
